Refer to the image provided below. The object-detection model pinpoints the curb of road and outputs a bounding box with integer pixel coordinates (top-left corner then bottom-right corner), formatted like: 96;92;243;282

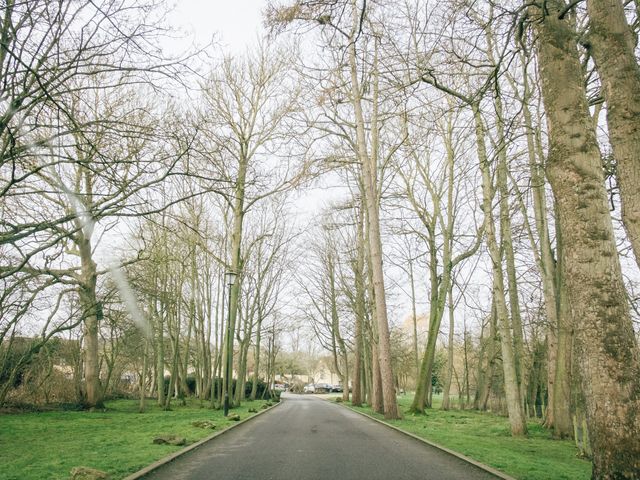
339;403;517;480
122;400;282;480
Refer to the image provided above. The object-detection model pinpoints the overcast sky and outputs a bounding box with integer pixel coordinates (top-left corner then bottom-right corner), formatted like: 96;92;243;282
168;0;267;54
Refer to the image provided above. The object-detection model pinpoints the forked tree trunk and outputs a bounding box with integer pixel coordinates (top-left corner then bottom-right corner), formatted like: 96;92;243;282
409;115;466;413
587;0;640;267
347;2;398;418
534;3;640;476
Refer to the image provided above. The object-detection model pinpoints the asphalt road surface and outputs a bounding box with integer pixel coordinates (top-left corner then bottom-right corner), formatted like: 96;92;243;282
142;393;500;480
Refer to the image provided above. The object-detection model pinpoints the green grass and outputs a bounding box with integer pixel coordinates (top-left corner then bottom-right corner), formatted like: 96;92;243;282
347;394;591;480
0;398;271;480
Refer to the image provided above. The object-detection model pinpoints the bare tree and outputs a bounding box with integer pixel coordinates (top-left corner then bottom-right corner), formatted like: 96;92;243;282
197;40;307;409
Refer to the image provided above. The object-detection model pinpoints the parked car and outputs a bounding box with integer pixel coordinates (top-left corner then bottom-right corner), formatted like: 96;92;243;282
315;383;332;393
331;384;343;393
303;383;315;393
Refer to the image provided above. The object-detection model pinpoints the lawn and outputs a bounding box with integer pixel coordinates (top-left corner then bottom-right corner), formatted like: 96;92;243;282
0;398;272;480
346;394;592;480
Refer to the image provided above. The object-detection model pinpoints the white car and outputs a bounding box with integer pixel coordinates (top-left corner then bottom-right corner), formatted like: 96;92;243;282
303;383;315;393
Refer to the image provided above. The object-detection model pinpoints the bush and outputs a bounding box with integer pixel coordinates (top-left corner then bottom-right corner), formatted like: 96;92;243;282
159;377;281;401
185;375;197;395
244;379;268;398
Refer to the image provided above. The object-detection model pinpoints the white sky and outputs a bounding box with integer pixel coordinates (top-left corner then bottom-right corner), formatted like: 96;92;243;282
168;0;267;54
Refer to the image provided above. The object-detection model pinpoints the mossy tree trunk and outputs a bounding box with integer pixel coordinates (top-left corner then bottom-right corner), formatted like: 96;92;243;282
533;2;640;476
586;0;640;267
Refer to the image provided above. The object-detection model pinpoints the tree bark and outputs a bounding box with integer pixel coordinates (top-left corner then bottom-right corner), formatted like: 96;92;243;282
351;205;366;406
587;0;640;267
477;299;498;411
408;261;420;383
441;282;455;410
534;3;640;476
79;232;103;409
223;154;247;410
553;234;573;438
250;324;262;401
154;296;165;407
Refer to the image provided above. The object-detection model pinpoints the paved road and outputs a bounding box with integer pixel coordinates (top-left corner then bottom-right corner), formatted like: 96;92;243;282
143;393;499;480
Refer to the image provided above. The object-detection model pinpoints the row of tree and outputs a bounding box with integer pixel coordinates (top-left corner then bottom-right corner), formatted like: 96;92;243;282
271;1;640;478
0;1;302;412
1;0;639;478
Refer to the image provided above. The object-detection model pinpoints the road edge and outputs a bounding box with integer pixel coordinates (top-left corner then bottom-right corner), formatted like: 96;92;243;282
122;400;282;480
340;403;517;480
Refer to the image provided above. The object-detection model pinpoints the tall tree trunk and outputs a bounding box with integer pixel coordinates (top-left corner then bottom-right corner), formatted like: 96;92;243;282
212;265;225;407
351;207;365;406
473;103;528;436
587;0;640;267
364;210;383;414
524;58;560;429
553;233;573;438
347;2;398;419
250;322;262;401
223;153;248;411
180;306;193;403
408;260;420;383
534;3;640;476
362;339;371;405
163;335;176;409
441;283;455;410
414;241;440;410
154;298;165;407
79;234;103;409
494;94;525;401
477;299;498;411
370;339;384;414
473;315;488;410
139;340;148;413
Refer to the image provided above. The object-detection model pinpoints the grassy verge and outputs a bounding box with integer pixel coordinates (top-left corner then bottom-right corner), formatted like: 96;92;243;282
346;394;591;480
0;398;273;480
